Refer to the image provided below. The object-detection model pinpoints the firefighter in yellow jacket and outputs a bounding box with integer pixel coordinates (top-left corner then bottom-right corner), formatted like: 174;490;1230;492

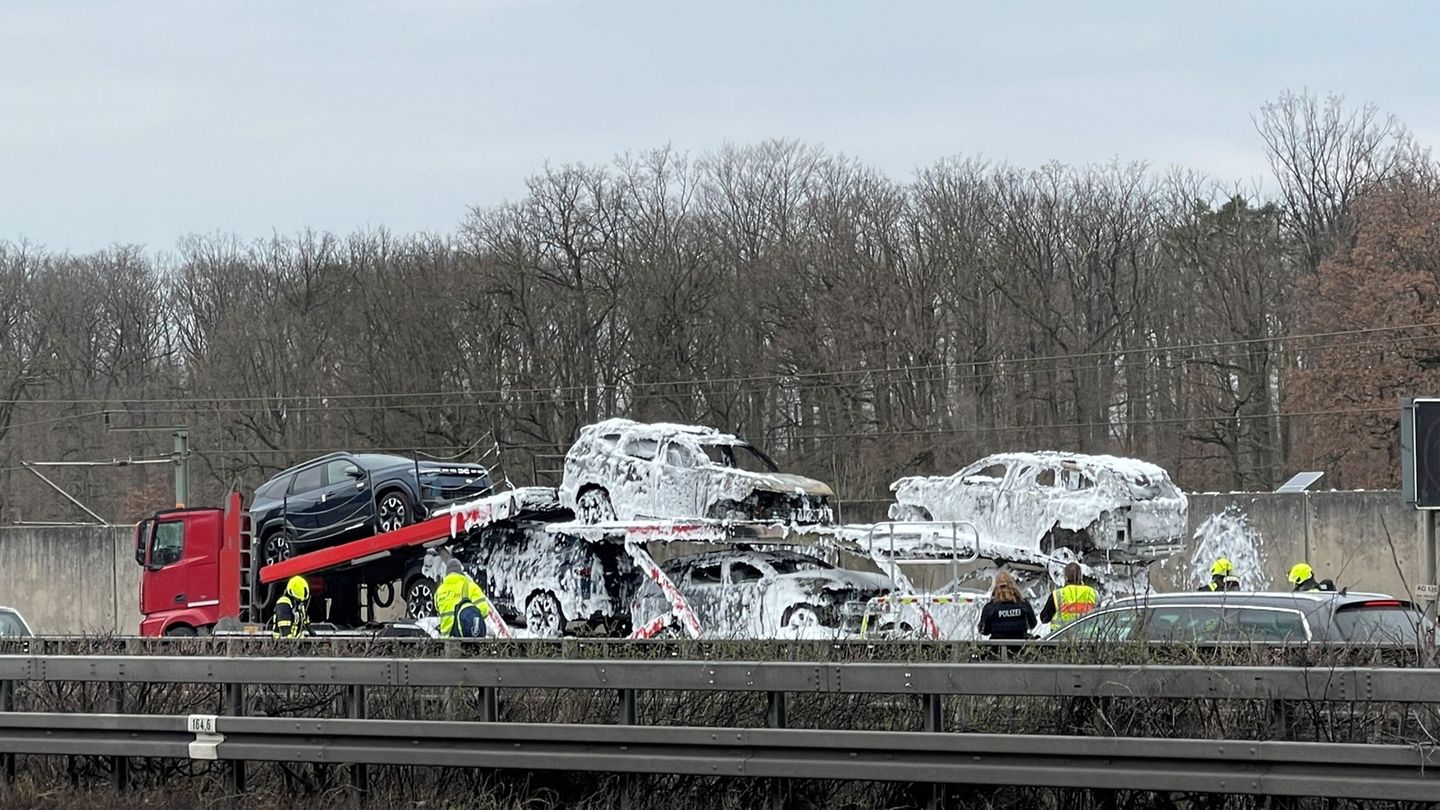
1039;562;1098;631
270;575;312;639
435;559;492;638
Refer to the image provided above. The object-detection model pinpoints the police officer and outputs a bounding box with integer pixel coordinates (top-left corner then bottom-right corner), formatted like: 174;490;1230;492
1201;558;1242;592
978;570;1037;640
435;559;493;638
1288;562;1335;592
1039;562;1098;631
271;575;311;639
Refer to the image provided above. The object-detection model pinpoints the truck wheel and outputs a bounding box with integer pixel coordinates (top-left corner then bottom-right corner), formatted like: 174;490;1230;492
163;625;196;637
404;575;438;619
377;490;413;534
262;530;296;566
525;591;566;637
575;488;615;523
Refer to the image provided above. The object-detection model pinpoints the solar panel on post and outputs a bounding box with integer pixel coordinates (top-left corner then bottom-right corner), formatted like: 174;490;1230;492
1405;398;1440;509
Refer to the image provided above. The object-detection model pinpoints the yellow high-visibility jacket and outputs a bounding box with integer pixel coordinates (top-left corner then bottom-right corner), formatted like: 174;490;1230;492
436;572;492;637
1049;584;1098;629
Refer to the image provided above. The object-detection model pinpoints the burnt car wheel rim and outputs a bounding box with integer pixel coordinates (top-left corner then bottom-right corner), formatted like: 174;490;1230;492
526;593;563;636
378;495;408;533
787;606;821;629
406;580;436;619
264;533;294;566
576;490;615;523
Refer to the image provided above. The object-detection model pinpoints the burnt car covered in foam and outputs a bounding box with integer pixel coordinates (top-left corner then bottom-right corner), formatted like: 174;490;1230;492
630;549;896;638
404;522;636;638
888;452;1187;564
559;419;835;525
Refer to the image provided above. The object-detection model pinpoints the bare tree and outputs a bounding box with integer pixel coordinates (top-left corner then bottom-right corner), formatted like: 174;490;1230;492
1256;90;1416;272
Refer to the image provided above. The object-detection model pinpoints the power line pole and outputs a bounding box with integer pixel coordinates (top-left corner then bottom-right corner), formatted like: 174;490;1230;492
103;412;191;508
173;430;189;508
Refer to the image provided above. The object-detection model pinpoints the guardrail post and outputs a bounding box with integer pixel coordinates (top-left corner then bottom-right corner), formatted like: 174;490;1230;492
108;681;128;794
0;678;14;785
225;682;246;796
345;684;370;800
767;691;788;809
922;693;945;810
618;689;637;810
618;688;636;726
481;686;499;723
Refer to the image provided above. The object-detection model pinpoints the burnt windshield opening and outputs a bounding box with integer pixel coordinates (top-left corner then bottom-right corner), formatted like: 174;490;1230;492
702;443;780;473
768;557;829;574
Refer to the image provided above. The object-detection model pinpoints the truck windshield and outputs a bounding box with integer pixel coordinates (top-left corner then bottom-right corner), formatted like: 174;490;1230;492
149;522;185;568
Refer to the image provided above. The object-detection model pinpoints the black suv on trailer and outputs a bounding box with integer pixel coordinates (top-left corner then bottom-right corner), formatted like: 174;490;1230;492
250;452;493;565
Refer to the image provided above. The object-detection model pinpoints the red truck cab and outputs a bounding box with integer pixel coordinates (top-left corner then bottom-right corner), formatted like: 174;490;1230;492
136;493;250;636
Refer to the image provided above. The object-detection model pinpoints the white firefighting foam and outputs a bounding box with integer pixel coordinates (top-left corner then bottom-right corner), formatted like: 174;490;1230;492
557;419;834;523
1184;507;1270;591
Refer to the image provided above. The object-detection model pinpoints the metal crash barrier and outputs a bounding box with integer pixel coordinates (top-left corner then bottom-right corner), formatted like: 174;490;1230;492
0;654;1437;803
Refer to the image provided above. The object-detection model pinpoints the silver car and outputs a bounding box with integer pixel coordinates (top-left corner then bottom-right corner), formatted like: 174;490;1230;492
0;606;33;637
560;419;835;524
888;452;1187;563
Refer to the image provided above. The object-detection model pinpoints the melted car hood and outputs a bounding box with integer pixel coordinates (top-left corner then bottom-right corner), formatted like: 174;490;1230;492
732;471;834;497
783;570;892;592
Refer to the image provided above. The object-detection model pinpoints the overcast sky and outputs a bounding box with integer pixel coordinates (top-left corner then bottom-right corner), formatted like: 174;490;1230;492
2;1;1436;253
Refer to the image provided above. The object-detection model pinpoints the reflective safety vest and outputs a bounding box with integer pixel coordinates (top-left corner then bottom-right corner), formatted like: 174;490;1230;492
1050;584;1098;629
270;594;309;639
436;572;492;637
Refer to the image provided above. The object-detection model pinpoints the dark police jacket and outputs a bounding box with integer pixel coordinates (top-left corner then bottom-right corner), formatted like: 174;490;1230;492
979;599;1037;640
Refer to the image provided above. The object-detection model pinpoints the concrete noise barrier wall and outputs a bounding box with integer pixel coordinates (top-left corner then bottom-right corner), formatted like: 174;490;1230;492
0;490;1427;634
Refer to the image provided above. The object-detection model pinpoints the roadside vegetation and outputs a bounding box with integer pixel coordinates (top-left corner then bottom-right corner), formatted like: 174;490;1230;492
0;91;1433;525
1;636;1434;808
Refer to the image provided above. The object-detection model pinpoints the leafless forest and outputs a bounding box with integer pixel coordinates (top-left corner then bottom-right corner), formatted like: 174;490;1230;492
2;91;1436;524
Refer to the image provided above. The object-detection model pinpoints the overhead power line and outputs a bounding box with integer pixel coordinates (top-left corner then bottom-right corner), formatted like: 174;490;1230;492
181;403;1399;460
0;320;1437;408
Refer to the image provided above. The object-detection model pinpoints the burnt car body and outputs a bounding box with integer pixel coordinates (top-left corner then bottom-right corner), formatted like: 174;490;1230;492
404;522;636;638
250;452;493;565
630;549;895;638
1049;591;1434;645
560;419;835;524
888;452;1187;563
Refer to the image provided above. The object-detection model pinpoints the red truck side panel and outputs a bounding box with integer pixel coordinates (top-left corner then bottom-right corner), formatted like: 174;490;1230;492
219;492;244;620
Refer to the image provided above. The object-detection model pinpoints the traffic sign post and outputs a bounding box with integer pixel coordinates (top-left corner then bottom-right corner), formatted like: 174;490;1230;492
1401;398;1440;619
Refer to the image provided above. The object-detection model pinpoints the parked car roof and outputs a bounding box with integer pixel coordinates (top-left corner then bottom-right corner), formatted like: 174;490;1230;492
1108;590;1395;608
1053;589;1430;645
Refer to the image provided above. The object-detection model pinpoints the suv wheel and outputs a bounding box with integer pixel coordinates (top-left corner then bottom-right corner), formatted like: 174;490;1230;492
783;604;822;630
889;504;933;522
262;530;296;566
377;490;413;534
404;575;438;619
575;488;616;523
525;591;566;637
